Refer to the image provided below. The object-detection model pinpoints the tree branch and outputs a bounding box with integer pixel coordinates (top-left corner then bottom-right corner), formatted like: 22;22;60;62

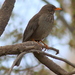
34;52;68;75
8;52;27;75
0;41;41;56
33;50;75;68
0;0;15;36
0;41;75;74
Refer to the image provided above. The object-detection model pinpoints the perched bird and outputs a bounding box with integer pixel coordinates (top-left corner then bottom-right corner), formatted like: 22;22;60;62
15;4;61;66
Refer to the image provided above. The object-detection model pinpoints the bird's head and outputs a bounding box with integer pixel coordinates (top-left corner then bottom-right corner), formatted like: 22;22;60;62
39;4;61;14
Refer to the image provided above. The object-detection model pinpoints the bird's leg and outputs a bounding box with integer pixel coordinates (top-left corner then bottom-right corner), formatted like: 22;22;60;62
32;39;43;49
32;39;49;50
40;40;50;49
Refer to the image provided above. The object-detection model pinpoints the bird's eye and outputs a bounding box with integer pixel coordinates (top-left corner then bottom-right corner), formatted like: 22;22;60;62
47;8;51;12
48;8;53;12
47;6;55;12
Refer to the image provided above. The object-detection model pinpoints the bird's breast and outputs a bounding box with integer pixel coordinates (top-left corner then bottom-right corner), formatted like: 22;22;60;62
31;14;54;40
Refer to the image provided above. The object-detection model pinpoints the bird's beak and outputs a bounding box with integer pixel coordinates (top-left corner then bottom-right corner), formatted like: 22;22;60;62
55;8;62;10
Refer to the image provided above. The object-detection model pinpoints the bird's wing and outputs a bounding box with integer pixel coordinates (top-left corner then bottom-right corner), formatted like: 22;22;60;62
23;14;39;42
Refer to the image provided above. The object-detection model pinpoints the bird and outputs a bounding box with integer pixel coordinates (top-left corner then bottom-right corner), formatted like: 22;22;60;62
15;4;61;66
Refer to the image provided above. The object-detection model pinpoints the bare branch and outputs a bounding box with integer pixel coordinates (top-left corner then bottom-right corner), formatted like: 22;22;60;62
8;52;26;75
42;46;59;54
42;0;50;4
66;71;75;75
34;52;68;75
0;41;74;74
0;41;41;56
8;49;68;75
33;50;75;68
0;0;15;36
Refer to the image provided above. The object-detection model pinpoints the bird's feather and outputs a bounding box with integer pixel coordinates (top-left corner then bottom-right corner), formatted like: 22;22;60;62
23;14;40;42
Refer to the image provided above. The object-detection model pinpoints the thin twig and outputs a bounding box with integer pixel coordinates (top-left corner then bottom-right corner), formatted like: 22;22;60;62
65;71;75;75
8;49;75;75
8;52;26;75
42;46;59;54
31;50;75;68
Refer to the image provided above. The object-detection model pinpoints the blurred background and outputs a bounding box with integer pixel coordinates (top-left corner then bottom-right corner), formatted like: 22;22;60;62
0;0;75;75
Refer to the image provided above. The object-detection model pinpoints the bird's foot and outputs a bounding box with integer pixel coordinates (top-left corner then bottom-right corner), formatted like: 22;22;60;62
40;40;50;49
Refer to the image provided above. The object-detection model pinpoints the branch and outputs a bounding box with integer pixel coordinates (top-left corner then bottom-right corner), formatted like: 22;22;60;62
33;50;75;68
42;46;59;54
0;0;15;36
8;52;26;75
34;52;68;75
66;71;75;75
0;41;41;56
8;49;75;75
42;0;50;4
8;50;68;75
0;41;74;74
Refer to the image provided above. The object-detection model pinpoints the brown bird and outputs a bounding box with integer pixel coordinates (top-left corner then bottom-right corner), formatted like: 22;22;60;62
15;4;61;66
